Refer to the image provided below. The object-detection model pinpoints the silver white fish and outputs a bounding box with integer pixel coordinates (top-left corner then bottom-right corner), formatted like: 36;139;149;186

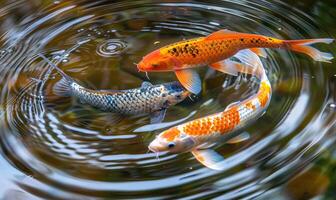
39;54;189;123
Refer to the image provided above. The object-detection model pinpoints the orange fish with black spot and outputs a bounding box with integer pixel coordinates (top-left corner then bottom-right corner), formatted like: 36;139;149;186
137;29;333;94
148;50;271;170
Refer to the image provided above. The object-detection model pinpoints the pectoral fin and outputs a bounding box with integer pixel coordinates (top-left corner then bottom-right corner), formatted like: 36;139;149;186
175;69;201;94
191;149;225;170
226;132;250;144
233;49;261;69
210;60;240;76
210;59;256;76
150;109;167;124
250;48;267;58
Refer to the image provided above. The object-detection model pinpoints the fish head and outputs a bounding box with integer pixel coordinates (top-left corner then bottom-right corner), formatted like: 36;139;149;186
161;82;190;106
149;127;196;153
137;50;176;72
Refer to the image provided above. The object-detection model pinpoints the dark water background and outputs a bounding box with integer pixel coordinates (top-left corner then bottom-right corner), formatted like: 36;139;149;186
0;0;335;199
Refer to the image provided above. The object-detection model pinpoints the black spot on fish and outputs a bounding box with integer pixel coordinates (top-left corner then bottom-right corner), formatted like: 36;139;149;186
240;38;244;42
168;49;177;56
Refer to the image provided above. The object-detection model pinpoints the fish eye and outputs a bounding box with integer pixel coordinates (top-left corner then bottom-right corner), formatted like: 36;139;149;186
168;142;176;148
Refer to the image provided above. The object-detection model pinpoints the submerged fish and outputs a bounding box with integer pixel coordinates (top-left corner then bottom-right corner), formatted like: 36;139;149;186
39;54;189;123
137;29;333;94
148;50;271;170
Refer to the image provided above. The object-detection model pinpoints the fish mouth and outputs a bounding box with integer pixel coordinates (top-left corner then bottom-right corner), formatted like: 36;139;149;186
137;66;145;71
148;140;168;153
136;61;147;71
148;145;158;153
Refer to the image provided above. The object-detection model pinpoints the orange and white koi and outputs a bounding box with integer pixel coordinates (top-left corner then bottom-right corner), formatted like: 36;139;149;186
137;29;333;94
148;50;271;170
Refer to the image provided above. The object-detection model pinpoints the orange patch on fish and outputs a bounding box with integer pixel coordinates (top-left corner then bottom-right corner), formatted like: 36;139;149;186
258;81;271;107
219;106;240;134
245;102;256;110
182;106;241;137
183;119;208;136
183;117;217;136
161;127;180;141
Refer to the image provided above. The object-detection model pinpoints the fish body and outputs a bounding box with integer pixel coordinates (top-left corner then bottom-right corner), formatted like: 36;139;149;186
148;50;272;169
66;81;187;115
137;29;333;94
39;54;189;123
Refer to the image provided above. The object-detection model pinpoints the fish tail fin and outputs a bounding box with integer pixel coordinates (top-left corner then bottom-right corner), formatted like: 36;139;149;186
53;77;71;96
285;38;334;62
38;53;72;96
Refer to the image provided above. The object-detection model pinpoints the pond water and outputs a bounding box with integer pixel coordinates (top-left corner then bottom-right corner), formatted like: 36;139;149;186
0;0;335;199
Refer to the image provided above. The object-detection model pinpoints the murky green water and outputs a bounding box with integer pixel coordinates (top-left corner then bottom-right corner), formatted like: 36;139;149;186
0;0;335;199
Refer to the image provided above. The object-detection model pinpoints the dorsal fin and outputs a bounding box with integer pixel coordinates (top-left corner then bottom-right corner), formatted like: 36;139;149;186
141;81;153;88
250;48;267;58
205;29;240;40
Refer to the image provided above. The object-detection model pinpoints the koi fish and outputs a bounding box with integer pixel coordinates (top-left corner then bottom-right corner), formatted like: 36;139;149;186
39;54;189;124
148;49;271;170
137;29;333;94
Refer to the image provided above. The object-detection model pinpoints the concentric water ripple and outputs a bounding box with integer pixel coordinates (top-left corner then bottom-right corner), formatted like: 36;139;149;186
0;0;335;199
96;39;128;57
